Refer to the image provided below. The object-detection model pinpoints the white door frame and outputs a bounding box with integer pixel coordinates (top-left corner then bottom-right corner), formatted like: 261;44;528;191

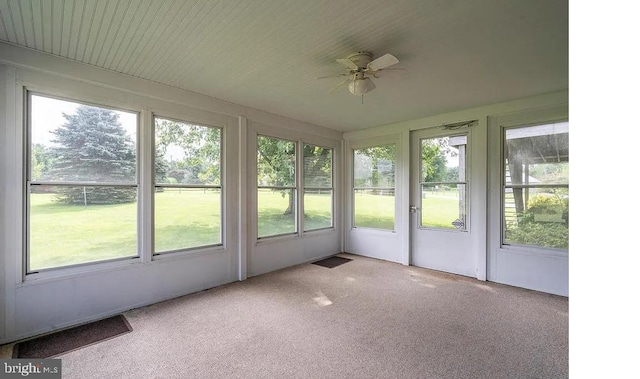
408;121;487;280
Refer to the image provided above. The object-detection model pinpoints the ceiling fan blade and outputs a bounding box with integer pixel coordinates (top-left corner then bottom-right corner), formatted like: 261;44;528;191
367;53;399;71
336;58;358;70
316;73;351;80
370;67;406;78
330;76;353;93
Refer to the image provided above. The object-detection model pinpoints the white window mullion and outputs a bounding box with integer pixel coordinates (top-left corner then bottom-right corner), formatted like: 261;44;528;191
297;140;303;236
140;108;154;263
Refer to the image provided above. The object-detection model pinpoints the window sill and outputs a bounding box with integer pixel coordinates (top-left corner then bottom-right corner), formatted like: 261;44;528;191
21;256;142;287
497;244;568;259
350;227;396;235
303;228;336;237
152;244;225;262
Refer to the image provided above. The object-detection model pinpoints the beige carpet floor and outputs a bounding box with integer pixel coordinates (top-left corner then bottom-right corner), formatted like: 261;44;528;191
1;253;568;378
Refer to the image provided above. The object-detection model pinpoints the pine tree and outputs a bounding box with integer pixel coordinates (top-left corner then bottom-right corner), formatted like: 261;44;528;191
47;105;137;204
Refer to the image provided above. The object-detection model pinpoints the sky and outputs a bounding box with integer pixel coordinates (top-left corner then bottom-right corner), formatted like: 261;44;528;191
30;94;185;160
30;94;137;146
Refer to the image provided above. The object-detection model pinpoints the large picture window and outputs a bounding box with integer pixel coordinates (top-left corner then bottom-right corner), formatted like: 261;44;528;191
303;144;333;231
419;135;467;230
353;144;396;231
503;122;569;249
27;93;139;271
154;117;222;253
257;135;297;238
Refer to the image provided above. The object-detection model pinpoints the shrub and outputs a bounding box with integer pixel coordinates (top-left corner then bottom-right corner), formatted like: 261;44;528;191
527;194;567;215
505;222;568;249
507;193;569;249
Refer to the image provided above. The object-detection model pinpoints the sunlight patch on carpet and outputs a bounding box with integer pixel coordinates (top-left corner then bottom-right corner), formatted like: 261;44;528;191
313;292;333;307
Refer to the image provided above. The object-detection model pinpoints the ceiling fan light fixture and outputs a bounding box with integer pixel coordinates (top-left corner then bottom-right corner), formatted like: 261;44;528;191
348;77;375;96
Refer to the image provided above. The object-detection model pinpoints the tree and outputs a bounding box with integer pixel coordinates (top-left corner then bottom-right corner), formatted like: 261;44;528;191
421;140;448;183
303;145;331;187
256;139;333;216
155;119;220;185
47;105;136;204
354;145;395;190
31;143;53;181
257;136;296;214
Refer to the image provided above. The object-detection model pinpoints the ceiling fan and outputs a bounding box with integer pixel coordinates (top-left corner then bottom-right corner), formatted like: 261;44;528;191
317;51;401;96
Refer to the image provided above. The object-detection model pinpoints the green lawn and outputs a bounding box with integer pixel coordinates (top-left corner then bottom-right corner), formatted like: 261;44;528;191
30;193;138;270
30;190;337;270
421;191;464;229
29;189;467;271
354;192;395;230
155;189;221;252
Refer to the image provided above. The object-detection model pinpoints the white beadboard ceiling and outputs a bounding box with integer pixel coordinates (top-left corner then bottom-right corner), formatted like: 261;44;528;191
0;0;568;132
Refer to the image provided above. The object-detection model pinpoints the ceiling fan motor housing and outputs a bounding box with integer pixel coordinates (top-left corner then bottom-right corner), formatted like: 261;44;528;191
347;52;374;69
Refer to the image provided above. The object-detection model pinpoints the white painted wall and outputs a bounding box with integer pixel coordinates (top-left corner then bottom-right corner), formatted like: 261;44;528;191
0;42;343;344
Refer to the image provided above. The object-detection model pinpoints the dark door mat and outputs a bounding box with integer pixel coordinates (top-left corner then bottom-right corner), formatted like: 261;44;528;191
12;314;132;358
312;256;353;268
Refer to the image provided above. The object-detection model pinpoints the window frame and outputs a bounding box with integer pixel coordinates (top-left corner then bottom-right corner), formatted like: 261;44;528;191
302;143;335;233
25;90;142;274
256;134;299;240
152;114;225;255
253;128;338;242
418;133;469;232
352;143;397;232
500;121;569;251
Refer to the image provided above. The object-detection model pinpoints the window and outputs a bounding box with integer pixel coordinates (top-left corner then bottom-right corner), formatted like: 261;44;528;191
154;117;222;253
257;135;297;238
503;122;569;249
420;135;467;230
27;93;139;271
303;144;333;231
353;144;396;230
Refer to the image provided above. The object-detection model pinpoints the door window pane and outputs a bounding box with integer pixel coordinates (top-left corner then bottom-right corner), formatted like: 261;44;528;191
503;122;569;249
420;136;467;230
353;145;395;230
